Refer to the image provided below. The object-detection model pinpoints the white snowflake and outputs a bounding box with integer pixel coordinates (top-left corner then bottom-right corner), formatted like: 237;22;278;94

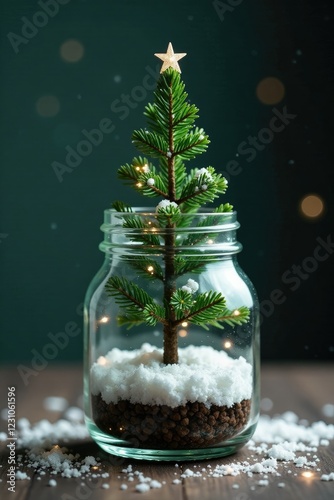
156;200;178;211
186;279;199;292
181;279;199;294
195;168;213;182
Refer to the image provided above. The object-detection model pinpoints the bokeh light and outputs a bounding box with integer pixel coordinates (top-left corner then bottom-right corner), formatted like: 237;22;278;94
36;95;60;117
60;39;85;63
300;194;324;219
256;77;285;105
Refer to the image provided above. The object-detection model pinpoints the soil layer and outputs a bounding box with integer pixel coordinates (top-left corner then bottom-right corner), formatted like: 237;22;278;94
92;394;251;449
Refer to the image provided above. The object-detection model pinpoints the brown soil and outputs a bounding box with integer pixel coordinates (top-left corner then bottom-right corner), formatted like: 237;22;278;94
92;394;251;449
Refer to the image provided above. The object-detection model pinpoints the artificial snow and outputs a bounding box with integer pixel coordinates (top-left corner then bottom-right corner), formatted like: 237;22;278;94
322;404;334;418
195;167;213;182
43;396;68;412
156;200;178;211
136;483;150;492
48;479;57;487
91;343;252;407
16;471;29;480
321;473;334;481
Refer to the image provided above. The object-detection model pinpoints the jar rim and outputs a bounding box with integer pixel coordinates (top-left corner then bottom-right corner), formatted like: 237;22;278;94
105;207;237;217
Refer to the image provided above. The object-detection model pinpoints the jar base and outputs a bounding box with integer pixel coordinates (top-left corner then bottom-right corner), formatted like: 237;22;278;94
91;394;251;449
85;416;258;461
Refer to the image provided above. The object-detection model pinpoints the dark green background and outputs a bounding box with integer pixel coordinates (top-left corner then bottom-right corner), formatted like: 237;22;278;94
1;0;333;364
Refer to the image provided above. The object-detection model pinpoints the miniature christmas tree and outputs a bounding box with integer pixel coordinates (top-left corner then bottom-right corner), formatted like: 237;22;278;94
106;43;249;365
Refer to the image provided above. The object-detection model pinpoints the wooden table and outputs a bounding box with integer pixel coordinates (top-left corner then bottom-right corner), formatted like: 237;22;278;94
1;363;334;499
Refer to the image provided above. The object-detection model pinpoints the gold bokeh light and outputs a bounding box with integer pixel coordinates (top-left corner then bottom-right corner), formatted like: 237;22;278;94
36;95;60;117
300;194;324;219
60;39;85;63
256;77;285;105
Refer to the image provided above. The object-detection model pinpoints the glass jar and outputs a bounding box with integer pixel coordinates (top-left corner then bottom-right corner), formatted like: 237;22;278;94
84;208;260;461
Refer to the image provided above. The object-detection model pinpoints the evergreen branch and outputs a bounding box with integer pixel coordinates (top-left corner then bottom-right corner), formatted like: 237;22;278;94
142;303;166;326
174;256;209;275
139;173;168;198
170;289;194;313
106;276;154;311
173;107;199;135
117;314;146;329
215;306;250;327
159;157;187;199
177;175;228;209
173;128;210;160
144;103;168;137
122;215;161;246
111;200;133;212
126;256;164;281
174;291;226;326
132;129;168;158
117;157;154;185
182;204;234;246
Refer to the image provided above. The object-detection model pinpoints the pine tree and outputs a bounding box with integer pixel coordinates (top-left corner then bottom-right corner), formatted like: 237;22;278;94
106;45;249;365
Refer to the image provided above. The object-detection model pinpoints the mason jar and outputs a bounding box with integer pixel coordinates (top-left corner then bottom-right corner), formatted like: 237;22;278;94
84;208;260;461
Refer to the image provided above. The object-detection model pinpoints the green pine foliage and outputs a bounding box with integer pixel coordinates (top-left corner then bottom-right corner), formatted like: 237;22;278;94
106;67;249;364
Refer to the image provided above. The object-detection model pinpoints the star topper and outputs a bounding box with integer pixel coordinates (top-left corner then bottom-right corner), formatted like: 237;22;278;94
154;42;187;73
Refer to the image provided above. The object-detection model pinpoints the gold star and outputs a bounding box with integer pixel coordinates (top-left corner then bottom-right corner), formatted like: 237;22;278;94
154;42;187;73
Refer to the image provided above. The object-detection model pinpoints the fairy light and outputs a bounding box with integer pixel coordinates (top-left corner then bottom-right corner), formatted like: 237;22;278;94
136;182;143;188
181;321;188;327
207;239;214;244
179;329;188;337
224;340;232;349
147;265;154;275
233;310;240;316
97;356;107;366
99;316;109;324
302;471;313;479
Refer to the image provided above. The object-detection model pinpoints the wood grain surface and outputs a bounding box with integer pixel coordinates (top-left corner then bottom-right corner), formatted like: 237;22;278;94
0;363;333;499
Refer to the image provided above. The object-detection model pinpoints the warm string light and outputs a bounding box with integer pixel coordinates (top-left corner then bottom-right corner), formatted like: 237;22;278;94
179;329;188;337
147;265;154;275
301;471;314;479
99;316;109;324
224;340;233;349
233;310;240;316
